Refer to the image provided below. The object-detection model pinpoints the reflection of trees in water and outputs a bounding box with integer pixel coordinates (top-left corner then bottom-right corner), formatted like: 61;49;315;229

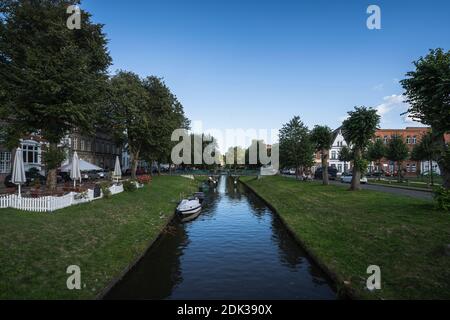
307;263;332;286
105;221;188;300
270;215;305;270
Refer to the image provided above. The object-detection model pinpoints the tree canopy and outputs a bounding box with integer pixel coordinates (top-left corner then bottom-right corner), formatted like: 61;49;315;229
341;106;380;190
279;116;314;178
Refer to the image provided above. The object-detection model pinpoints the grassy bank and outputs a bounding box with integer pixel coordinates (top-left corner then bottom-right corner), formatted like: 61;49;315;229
0;176;196;299
241;176;450;299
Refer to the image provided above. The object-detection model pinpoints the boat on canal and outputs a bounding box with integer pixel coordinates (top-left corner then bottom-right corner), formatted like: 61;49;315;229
176;198;202;221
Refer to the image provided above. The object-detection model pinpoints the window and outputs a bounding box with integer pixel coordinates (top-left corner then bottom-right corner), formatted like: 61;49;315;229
338;164;342;173
80;139;85;151
406;164;411;172
331;151;337;160
86;141;91;152
0;151;12;173
383;136;388;144
406;136;411;144
412;163;417;173
73;137;78;150
412;136;417;144
21;143;39;164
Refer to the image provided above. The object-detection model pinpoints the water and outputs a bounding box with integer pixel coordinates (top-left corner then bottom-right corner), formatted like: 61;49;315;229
105;176;336;299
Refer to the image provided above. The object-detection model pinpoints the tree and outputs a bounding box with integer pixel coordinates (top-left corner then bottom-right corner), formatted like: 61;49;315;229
411;132;439;185
0;0;111;190
109;71;150;180
367;139;386;180
338;146;353;174
401;49;450;189
279;116;314;179
341;107;380;190
310;125;334;185
385;135;409;182
140;76;190;174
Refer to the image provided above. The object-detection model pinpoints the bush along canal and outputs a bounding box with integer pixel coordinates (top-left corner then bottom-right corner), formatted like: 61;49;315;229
104;176;336;299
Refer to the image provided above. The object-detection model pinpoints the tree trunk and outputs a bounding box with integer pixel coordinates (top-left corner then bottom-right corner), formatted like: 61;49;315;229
435;134;449;189
295;166;299;180
429;159;434;186
350;149;361;191
46;143;58;192
377;160;381;181
157;163;161;176
397;161;402;183
130;149;139;180
321;149;329;185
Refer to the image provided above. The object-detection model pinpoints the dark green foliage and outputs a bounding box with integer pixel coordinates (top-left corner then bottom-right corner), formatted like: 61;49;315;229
367;139;386;163
385;135;409;182
279;116;314;177
341;106;380;190
338;146;353;163
99;182;112;199
433;186;450;211
41;144;66;170
310;125;334;185
401;49;450;188
123;180;137;192
0;0;111;144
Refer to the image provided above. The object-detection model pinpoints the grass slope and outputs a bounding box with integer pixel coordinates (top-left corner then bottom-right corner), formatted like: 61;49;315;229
241;176;450;299
0;176;196;299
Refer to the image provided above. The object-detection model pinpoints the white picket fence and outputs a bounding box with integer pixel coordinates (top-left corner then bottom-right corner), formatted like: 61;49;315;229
0;184;124;213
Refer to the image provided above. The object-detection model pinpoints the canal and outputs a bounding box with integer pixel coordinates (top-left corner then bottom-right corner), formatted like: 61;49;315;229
105;176;336;299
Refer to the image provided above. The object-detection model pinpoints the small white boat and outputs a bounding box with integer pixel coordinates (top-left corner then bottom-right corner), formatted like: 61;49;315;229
176;198;202;217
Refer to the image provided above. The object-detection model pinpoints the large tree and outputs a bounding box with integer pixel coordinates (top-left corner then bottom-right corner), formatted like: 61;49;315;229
0;0;111;190
140;76;190;173
341;107;380;191
401;49;450;188
109;71;150;180
279;116;314;180
310;125;334;185
385;135;409;182
411;132;439;186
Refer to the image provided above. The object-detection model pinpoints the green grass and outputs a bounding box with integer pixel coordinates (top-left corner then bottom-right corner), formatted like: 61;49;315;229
369;179;436;190
0;176;196;299
241;176;450;299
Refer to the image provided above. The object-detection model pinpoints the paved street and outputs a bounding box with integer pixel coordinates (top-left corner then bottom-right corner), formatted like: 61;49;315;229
329;180;433;200
281;175;432;200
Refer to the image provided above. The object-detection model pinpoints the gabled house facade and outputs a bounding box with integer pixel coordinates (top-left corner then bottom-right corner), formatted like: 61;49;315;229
313;127;350;175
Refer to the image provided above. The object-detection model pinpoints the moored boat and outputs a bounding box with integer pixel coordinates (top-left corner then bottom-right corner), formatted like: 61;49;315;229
176;198;202;219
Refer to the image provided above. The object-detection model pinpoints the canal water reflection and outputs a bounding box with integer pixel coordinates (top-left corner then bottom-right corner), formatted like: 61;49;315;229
105;176;336;299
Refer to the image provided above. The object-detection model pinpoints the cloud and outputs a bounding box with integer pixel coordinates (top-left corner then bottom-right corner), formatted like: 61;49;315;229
375;94;406;117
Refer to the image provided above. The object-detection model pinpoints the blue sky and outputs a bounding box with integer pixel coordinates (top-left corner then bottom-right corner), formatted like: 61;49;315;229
83;0;449;150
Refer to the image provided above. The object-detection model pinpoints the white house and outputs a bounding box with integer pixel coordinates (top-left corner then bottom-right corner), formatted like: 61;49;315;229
313;127;350;175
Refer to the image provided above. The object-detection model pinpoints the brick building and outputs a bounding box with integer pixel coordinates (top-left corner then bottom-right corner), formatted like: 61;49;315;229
372;127;449;176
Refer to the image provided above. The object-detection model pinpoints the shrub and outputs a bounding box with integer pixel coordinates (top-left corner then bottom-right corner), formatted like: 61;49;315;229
99;182;112;199
137;175;151;185
123;180;137;192
433;186;450;211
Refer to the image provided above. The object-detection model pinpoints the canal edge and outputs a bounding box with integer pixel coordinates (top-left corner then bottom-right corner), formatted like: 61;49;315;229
240;178;358;300
95;212;177;300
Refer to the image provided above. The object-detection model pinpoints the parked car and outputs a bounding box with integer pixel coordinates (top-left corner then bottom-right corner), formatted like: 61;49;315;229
367;171;384;178
4;171;46;188
86;170;108;180
288;169;296;175
340;173;368;184
123;167;147;176
314;167;338;180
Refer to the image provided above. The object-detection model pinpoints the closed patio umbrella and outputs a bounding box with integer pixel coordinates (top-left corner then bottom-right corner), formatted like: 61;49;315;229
70;152;81;188
113;156;122;183
12;148;26;197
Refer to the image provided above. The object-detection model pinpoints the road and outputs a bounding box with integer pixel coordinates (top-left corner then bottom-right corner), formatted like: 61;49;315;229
329;180;433;200
281;174;432;200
